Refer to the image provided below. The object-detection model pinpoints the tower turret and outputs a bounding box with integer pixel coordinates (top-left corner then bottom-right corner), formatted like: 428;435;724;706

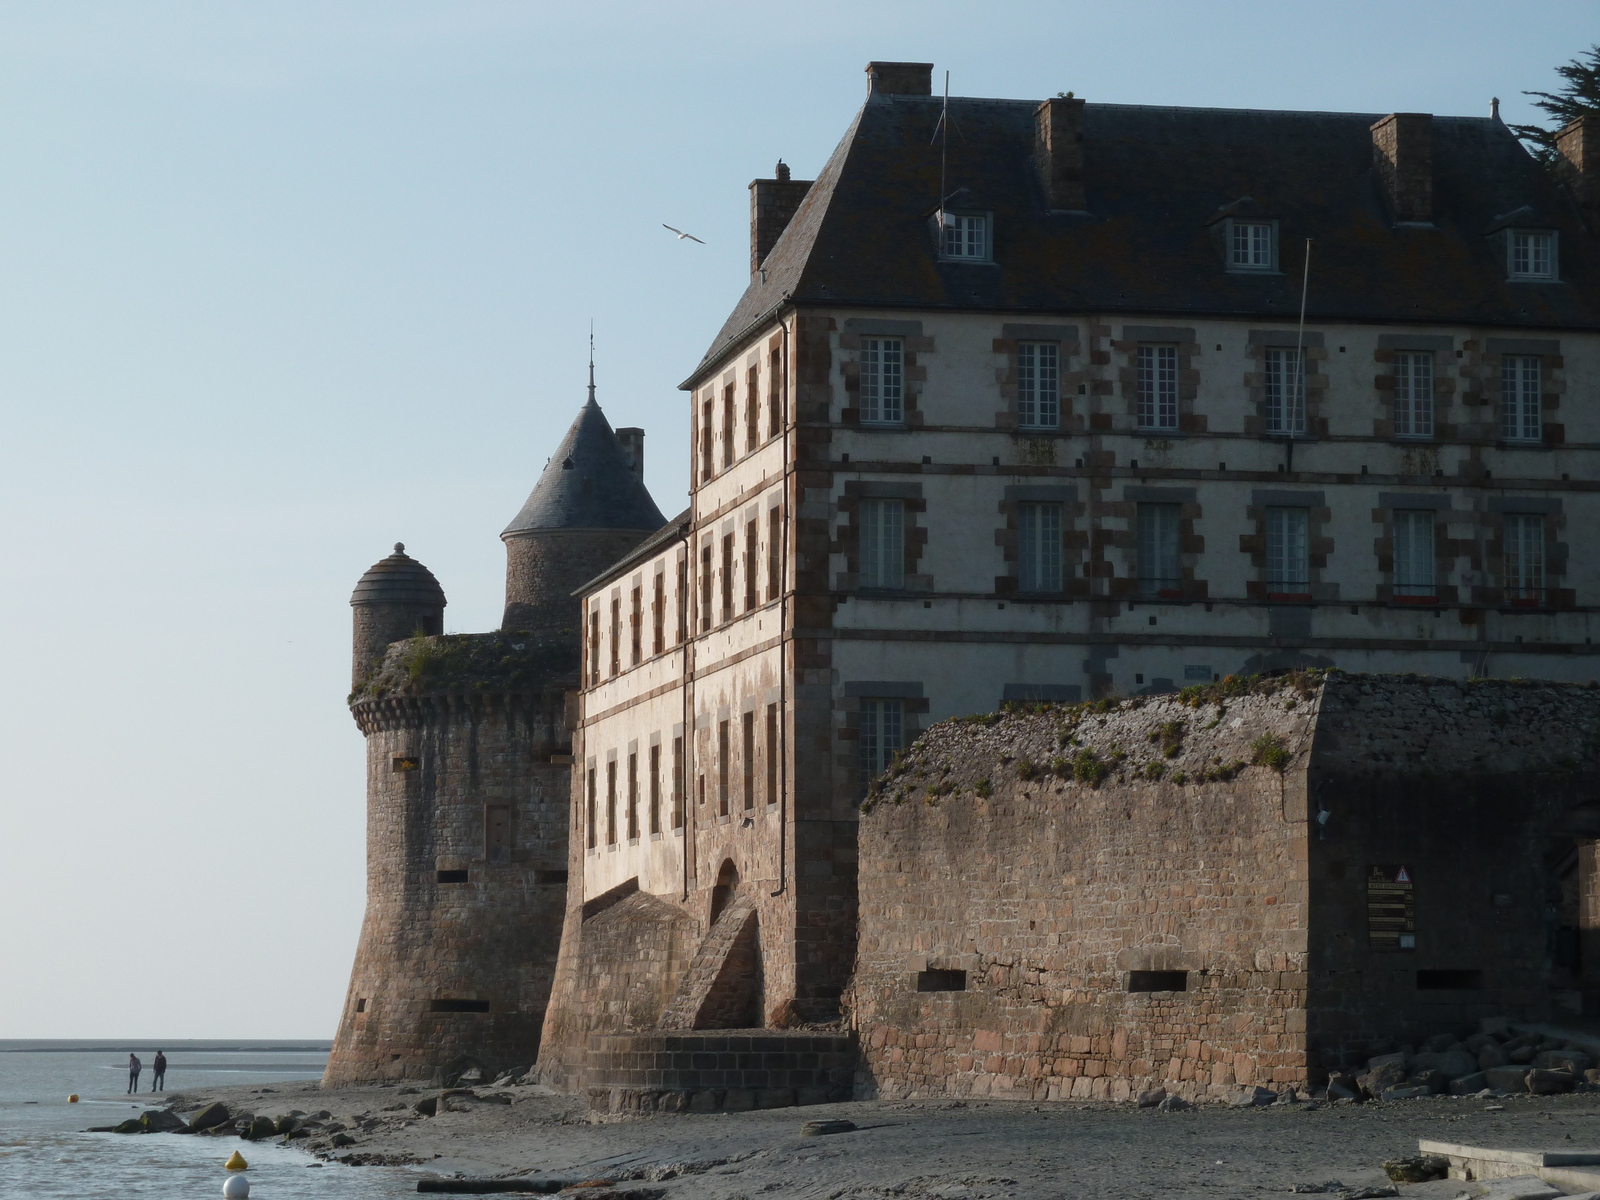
501;395;666;635
349;543;446;691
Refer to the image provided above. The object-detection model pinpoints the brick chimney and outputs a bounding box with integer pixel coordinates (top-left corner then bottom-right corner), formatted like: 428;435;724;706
865;61;933;96
749;160;813;273
616;427;644;478
1557;115;1600;229
1370;113;1433;223
1035;96;1086;211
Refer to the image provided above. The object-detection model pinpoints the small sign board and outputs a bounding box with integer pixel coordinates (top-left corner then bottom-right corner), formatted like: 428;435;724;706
1367;864;1416;949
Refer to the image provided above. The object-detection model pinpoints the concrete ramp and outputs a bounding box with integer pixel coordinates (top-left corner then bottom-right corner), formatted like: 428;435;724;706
1419;1140;1600;1194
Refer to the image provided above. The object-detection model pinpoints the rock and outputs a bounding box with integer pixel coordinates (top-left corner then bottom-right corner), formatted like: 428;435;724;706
1480;1016;1511;1036
1344;1188;1399;1199
1423;1033;1456;1053
1380;1085;1430;1100
1509;1044;1538;1064
1366;1051;1407;1072
330;1132;356;1148
397;1087;419;1095
1485;1066;1531;1092
1465;1032;1499;1053
1412;1050;1479;1080
1382;1154;1450;1183
1587;1069;1600;1086
1448;1072;1489;1095
1288;1182;1345;1194
188;1102;231;1132
799;1119;856;1136
1230;1086;1276;1107
413;1096;438;1117
110;1118;144;1134
1535;1049;1592;1074
1479;1043;1509;1069
1157;1094;1194;1112
1326;1074;1360;1101
1358;1062;1407;1096
242;1115;277;1140
274;1115;299;1135
1136;1088;1166;1108
1408;1068;1448;1094
141;1108;188;1133
1527;1068;1575;1095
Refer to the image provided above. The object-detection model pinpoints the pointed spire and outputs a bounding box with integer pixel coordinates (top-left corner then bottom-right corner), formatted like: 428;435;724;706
587;321;596;405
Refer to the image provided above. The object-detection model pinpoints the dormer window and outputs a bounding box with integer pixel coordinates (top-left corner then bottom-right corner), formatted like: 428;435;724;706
1508;230;1556;280
940;211;989;260
1227;219;1276;271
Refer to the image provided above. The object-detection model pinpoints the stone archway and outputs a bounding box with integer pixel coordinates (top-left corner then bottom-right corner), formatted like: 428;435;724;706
710;858;740;927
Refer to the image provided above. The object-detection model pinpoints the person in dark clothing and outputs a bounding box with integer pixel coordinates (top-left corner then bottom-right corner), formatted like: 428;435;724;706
151;1051;166;1092
127;1054;141;1094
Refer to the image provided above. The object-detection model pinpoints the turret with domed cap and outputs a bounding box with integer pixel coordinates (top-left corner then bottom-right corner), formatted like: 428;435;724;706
349;542;446;690
501;380;666;635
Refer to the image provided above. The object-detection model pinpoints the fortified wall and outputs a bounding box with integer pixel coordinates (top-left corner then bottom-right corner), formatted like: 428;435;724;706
849;673;1600;1103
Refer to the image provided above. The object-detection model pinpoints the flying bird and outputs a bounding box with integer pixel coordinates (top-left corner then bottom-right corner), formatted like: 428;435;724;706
662;224;705;244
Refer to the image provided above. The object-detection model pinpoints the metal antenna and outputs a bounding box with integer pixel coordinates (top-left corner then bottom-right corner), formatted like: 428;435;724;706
935;70;950;209
1287;239;1312;472
587;320;596;403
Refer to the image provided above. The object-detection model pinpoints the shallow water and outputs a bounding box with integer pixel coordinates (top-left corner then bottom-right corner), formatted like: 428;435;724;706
0;1041;420;1198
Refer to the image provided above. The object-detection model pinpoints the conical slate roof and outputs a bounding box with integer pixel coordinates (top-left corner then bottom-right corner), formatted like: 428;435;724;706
502;398;666;537
350;543;447;607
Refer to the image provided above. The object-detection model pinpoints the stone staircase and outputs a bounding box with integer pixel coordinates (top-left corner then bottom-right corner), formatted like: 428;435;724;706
658;895;759;1030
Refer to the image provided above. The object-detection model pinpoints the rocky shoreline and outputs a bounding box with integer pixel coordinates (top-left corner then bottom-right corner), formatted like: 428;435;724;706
104;1076;1600;1199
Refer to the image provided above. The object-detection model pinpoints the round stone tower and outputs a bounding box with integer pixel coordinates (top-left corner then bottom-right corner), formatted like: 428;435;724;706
325;394;668;1088
501;394;666;636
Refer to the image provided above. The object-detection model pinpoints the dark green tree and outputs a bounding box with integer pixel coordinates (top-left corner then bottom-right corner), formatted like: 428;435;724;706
1510;44;1600;166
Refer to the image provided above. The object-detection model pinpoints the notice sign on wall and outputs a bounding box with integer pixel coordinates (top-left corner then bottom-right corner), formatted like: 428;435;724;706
1367;864;1416;949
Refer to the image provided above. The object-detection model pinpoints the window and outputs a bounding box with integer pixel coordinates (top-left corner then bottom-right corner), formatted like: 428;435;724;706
859;698;904;779
916;969;967;992
626;752;638;840
768;348;784;440
700;398;714;482
609;598;620;676
1266;507;1310;598
1016;342;1060;429
1392;511;1436;600
699;544;713;631
671;736;684;829
859;499;905;589
1416;969;1484;990
1128;970;1188;993
648;743;661;836
744;519;758;610
486;804;511;863
720;534;734;621
652;573;665;655
1393;351;1434;439
767;507;782;600
745;367;760;452
1137;503;1182;598
722;385;735;468
1264;347;1306;434
1504;514;1544;604
1509;230;1555;280
1229;220;1274;270
1136;344;1178;431
586;767;596;849
629;586;642;666
676;554;688;643
605;760;617;846
941;212;988;259
587;610;600;686
765;703;778;805
860;338;904;424
430;999;490;1013
436;869;468;884
1017;502;1063;593
717;720;730;816
1501;355;1542;442
742;711;755;811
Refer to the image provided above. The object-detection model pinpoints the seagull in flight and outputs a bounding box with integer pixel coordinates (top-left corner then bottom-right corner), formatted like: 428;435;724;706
662;224;705;244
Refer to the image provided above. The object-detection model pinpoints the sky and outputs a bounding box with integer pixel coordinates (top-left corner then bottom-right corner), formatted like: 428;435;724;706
0;0;1591;1038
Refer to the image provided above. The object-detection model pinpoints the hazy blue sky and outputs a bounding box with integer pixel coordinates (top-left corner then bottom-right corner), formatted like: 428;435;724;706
1;1;1590;1037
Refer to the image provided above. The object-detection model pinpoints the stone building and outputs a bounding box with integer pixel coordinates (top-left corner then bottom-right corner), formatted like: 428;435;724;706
537;61;1600;1105
324;391;664;1086
849;673;1600;1103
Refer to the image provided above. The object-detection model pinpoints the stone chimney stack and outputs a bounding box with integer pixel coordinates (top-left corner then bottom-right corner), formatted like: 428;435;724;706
616;427;645;478
865;61;933;96
749;160;813;273
1035;96;1086;211
1370;113;1434;223
1557;115;1600;229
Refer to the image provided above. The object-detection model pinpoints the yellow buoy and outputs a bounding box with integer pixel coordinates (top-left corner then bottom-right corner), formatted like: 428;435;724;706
67;1094;79;1103
224;1151;248;1171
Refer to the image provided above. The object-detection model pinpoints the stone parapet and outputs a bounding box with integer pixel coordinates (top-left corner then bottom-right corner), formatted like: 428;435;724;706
584;1030;855;1114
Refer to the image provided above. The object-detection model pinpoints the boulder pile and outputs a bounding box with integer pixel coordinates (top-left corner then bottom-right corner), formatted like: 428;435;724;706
1327;1026;1598;1100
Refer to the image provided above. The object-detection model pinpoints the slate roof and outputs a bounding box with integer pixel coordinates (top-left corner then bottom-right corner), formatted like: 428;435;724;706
351;544;447;607
503;398;667;537
692;93;1598;382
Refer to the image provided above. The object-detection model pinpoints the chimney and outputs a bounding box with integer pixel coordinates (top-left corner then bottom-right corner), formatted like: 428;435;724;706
749;160;813;273
616;428;644;478
865;61;933;96
1370;113;1434;223
1557;115;1600;229
1034;96;1086;211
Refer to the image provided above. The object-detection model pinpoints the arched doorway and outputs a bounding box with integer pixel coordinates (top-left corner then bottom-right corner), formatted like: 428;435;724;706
710;859;740;927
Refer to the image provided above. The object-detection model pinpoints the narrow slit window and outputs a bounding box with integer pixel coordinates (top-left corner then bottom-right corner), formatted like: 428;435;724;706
485;803;511;863
629;586;642;666
860;338;904;424
1392;511;1436;600
626;752;639;841
652;572;665;655
588;610;600;686
699;544;713;631
1266;507;1310;598
1264;348;1306;434
671;735;684;829
1393;351;1434;439
717;720;730;817
1137;503;1182;598
700;398;714;481
605;760;618;846
916;968;967;992
1416;969;1483;990
585;767;597;850
1016;342;1059;429
720;534;734;621
767;507;782;600
436;870;469;884
721;385;735;468
745;367;760;452
1501;355;1542;442
765;703;778;805
859;499;905;589
744;519;758;610
609;598;620;676
768;347;783;440
429;999;490;1014
742;711;755;811
1017;502;1063;593
1136;344;1178;430
676;554;688;644
648;743;661;835
1128;970;1188;992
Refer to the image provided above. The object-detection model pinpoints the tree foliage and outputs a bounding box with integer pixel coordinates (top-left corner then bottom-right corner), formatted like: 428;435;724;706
1510;44;1600;166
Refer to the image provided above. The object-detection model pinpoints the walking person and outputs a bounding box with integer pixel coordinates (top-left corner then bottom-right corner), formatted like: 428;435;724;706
150;1051;166;1092
126;1053;141;1095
